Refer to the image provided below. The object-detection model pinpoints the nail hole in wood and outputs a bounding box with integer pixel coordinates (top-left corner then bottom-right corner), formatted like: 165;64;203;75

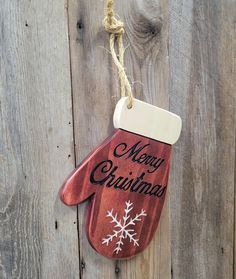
68;154;71;158
80;259;86;269
77;20;84;30
25;21;29;27
55;220;58;230
115;266;120;274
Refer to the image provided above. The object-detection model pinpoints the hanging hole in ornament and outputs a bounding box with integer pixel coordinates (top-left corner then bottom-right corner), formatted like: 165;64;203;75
127;100;133;109
127;104;133;109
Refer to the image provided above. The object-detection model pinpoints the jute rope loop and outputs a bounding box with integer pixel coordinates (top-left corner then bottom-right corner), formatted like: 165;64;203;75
103;0;133;109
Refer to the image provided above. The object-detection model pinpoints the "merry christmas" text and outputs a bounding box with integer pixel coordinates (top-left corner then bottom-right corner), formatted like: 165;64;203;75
90;160;166;198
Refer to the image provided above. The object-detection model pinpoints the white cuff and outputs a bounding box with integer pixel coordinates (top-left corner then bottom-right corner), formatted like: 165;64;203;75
113;97;182;145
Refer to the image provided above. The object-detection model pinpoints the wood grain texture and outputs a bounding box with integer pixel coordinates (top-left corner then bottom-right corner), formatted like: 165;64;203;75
68;0;171;277
169;0;236;279
1;0;235;278
0;1;80;278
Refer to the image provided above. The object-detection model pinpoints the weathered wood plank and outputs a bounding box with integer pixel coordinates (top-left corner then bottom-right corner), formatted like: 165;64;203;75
68;0;171;277
0;1;80;278
118;1;171;278
68;0;118;276
169;0;236;278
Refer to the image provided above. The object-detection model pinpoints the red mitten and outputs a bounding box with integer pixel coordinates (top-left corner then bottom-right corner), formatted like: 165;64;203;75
60;97;181;259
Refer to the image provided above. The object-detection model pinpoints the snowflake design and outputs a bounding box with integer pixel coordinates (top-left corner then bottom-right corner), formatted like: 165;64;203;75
102;200;147;254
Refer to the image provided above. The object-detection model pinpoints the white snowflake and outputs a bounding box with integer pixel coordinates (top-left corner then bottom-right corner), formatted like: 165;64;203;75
102;200;147;254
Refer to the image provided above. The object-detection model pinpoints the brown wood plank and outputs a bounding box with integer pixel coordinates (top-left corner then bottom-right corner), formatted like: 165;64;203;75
68;0;171;277
0;1;80;278
169;1;236;278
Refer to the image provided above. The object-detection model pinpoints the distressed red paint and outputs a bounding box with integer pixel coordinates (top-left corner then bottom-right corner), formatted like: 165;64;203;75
60;129;172;259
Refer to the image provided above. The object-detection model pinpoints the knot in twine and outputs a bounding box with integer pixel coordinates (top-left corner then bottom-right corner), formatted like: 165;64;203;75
103;0;133;109
103;15;124;35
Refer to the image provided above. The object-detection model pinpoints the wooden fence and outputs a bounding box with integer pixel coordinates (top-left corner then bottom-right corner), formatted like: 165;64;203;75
0;0;235;278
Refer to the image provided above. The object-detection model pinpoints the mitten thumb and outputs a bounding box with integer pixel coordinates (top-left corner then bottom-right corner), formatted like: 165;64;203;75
60;132;118;205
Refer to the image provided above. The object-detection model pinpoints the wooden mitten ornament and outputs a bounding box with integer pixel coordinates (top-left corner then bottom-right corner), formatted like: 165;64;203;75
60;97;181;259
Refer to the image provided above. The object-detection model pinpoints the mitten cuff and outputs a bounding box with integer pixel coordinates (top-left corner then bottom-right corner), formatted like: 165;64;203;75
113;97;182;144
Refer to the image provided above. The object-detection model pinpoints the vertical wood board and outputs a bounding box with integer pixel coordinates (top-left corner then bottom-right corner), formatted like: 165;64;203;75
68;0;171;278
0;1;80;278
169;0;236;278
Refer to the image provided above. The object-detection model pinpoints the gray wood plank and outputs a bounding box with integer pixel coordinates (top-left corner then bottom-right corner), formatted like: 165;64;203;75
68;0;171;278
169;1;236;278
0;1;80;278
68;0;117;276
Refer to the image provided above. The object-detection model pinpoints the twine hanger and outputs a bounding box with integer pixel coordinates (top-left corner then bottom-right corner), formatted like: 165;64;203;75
103;0;133;109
